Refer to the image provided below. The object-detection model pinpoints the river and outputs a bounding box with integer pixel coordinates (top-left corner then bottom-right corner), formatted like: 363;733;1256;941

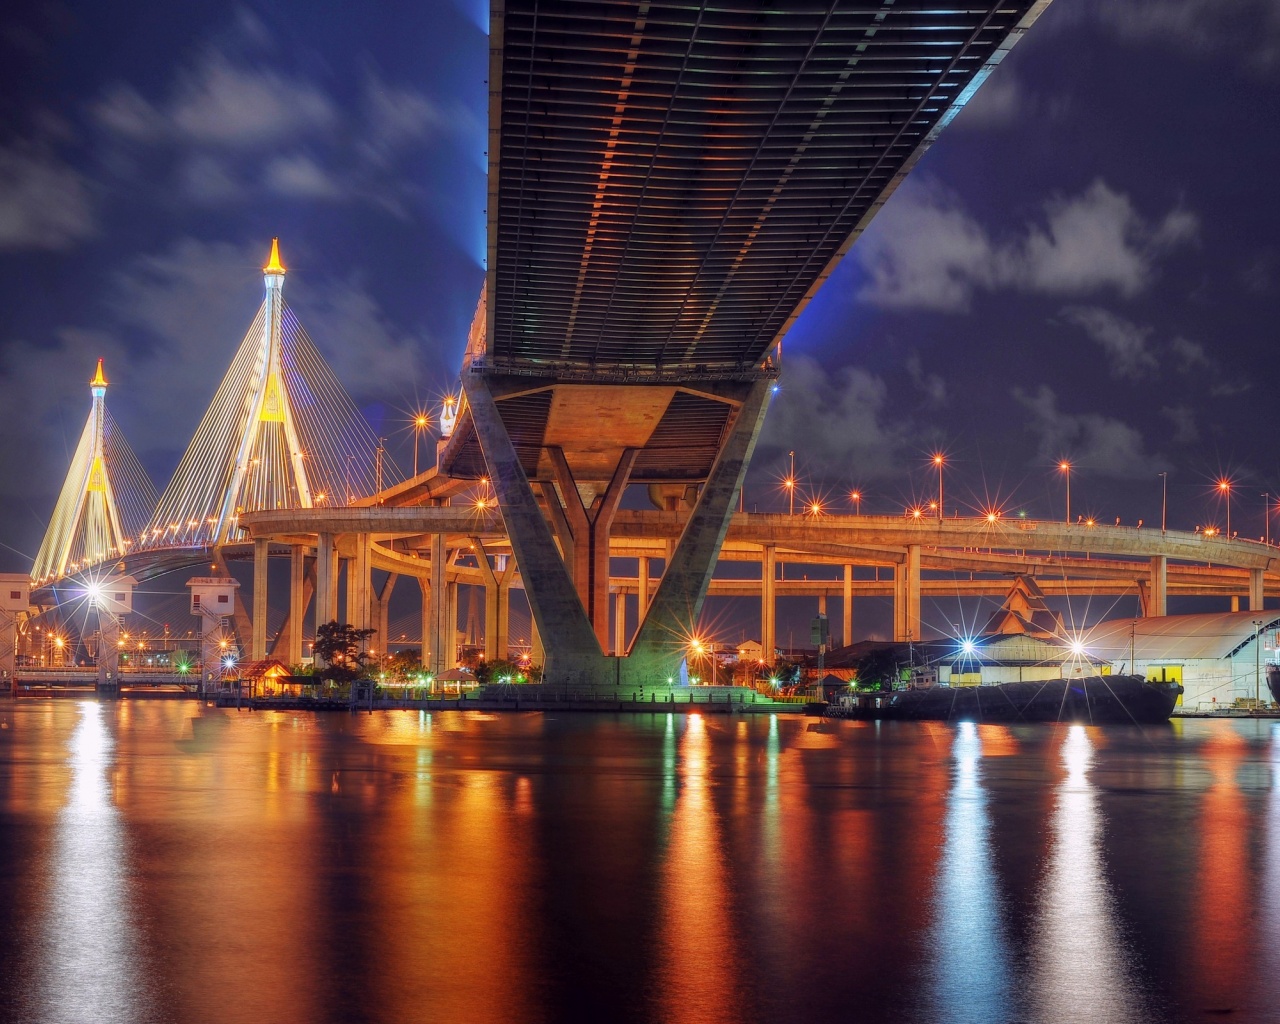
0;701;1276;1023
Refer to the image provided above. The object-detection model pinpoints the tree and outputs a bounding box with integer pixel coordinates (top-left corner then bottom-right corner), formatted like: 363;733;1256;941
850;647;900;691
313;620;376;683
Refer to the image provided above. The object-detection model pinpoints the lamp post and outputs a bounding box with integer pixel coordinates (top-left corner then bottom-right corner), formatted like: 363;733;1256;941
1059;460;1071;524
1265;492;1272;546
1159;472;1167;534
850;490;861;515
1219;479;1232;538
413;414;428;477
933;453;945;521
786;450;796;515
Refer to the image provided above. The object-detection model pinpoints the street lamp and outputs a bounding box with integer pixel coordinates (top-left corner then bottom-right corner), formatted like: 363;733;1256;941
1059;460;1071;523
1218;478;1232;538
850;490;862;515
1159;472;1168;534
1255;619;1265;707
413;413;429;477
933;453;945;520
1264;492;1272;546
785;450;796;514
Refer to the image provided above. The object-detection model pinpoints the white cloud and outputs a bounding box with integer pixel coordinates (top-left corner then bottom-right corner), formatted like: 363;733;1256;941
263;154;341;199
905;353;947;405
1059;306;1157;380
178;155;243;204
0;144;95;249
952;70;1025;129
1170;335;1211;373
1160;405;1200;446
1085;0;1280;70
756;356;910;479
856;179;1197;312
94;53;336;148
1014;385;1165;478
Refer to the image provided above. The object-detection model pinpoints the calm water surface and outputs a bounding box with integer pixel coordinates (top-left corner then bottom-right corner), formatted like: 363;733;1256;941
1;701;1278;1023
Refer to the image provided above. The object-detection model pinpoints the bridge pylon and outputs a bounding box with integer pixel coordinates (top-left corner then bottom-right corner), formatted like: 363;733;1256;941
145;239;394;551
31;359;158;585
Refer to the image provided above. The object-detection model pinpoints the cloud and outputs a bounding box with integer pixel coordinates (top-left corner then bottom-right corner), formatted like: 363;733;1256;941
1083;0;1280;70
93;54;335;148
263;154;341;199
905;353;947;405
1170;335;1211;373
0;143;95;249
1160;405;1199;446
1013;385;1165;478
856;179;1197;312
952;70;1025;129
1059;306;1157;380
756;356;910;479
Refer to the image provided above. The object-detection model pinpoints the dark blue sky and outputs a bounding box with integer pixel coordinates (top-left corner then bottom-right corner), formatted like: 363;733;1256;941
2;0;1279;576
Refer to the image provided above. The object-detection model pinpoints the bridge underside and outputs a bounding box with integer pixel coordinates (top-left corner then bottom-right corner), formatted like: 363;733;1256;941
448;0;1052;683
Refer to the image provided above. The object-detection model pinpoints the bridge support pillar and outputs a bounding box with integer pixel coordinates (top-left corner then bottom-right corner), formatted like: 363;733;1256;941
1251;568;1266;612
373;572;396;662
894;547;921;642
429;533;448;675
462;372;604;684
314;532;337;649
418;576;432;670
346;534;372;633
473;540;512;662
630;378;772;678
614;591;626;656
1149;556;1167;617
95;610;120;694
446;581;459;667
546;445;636;651
638;556;651;621
252;538;269;661
843;564;854;646
761;546;776;660
276;545;309;665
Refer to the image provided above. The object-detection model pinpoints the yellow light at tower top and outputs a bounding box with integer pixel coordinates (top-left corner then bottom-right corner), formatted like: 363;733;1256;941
263;237;285;275
91;358;108;388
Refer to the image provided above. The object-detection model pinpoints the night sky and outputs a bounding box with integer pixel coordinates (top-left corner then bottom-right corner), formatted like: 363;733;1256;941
2;1;1278;582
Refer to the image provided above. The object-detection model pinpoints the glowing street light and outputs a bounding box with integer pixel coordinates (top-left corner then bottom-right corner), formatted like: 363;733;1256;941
413;412;430;477
1218;478;1233;538
785;450;797;515
850;489;862;515
1059;460;1071;523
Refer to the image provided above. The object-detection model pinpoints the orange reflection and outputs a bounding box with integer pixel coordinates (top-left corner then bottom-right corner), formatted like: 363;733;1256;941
1191;725;1251;1008
658;714;741;1024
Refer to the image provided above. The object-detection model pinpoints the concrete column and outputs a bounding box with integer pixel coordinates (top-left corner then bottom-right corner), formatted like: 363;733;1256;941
418;575;432;667
818;592;827;616
905;544;922;641
531;613;544;668
345;534;372;632
631;378;772;677
893;563;908;642
252;538;269;661
1232;596;1241;613
429;532;447;676
315;533;337;628
463;372;603;684
96;611;120;693
1148;556;1167;617
843;564;853;646
638;556;651;620
375;573;397;654
613;590;626;655
446;581;459;667
288;547;307;664
1251;568;1266;612
547;445;637;651
761;545;776;660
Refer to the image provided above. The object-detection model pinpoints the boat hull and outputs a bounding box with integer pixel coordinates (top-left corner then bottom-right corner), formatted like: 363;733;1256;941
834;675;1181;724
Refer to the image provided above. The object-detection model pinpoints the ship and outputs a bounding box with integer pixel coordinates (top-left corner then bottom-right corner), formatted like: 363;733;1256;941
828;674;1182;724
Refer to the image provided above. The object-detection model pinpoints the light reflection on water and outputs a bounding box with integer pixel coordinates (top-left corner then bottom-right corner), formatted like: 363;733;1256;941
1029;725;1144;1024
1;704;1276;1023
35;702;152;1024
927;721;1016;1024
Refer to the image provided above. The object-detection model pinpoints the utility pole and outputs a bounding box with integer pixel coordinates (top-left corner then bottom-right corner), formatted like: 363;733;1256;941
1265;493;1272;546
375;437;386;500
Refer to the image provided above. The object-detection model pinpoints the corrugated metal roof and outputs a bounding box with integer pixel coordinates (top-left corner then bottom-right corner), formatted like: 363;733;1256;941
1082;612;1280;662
